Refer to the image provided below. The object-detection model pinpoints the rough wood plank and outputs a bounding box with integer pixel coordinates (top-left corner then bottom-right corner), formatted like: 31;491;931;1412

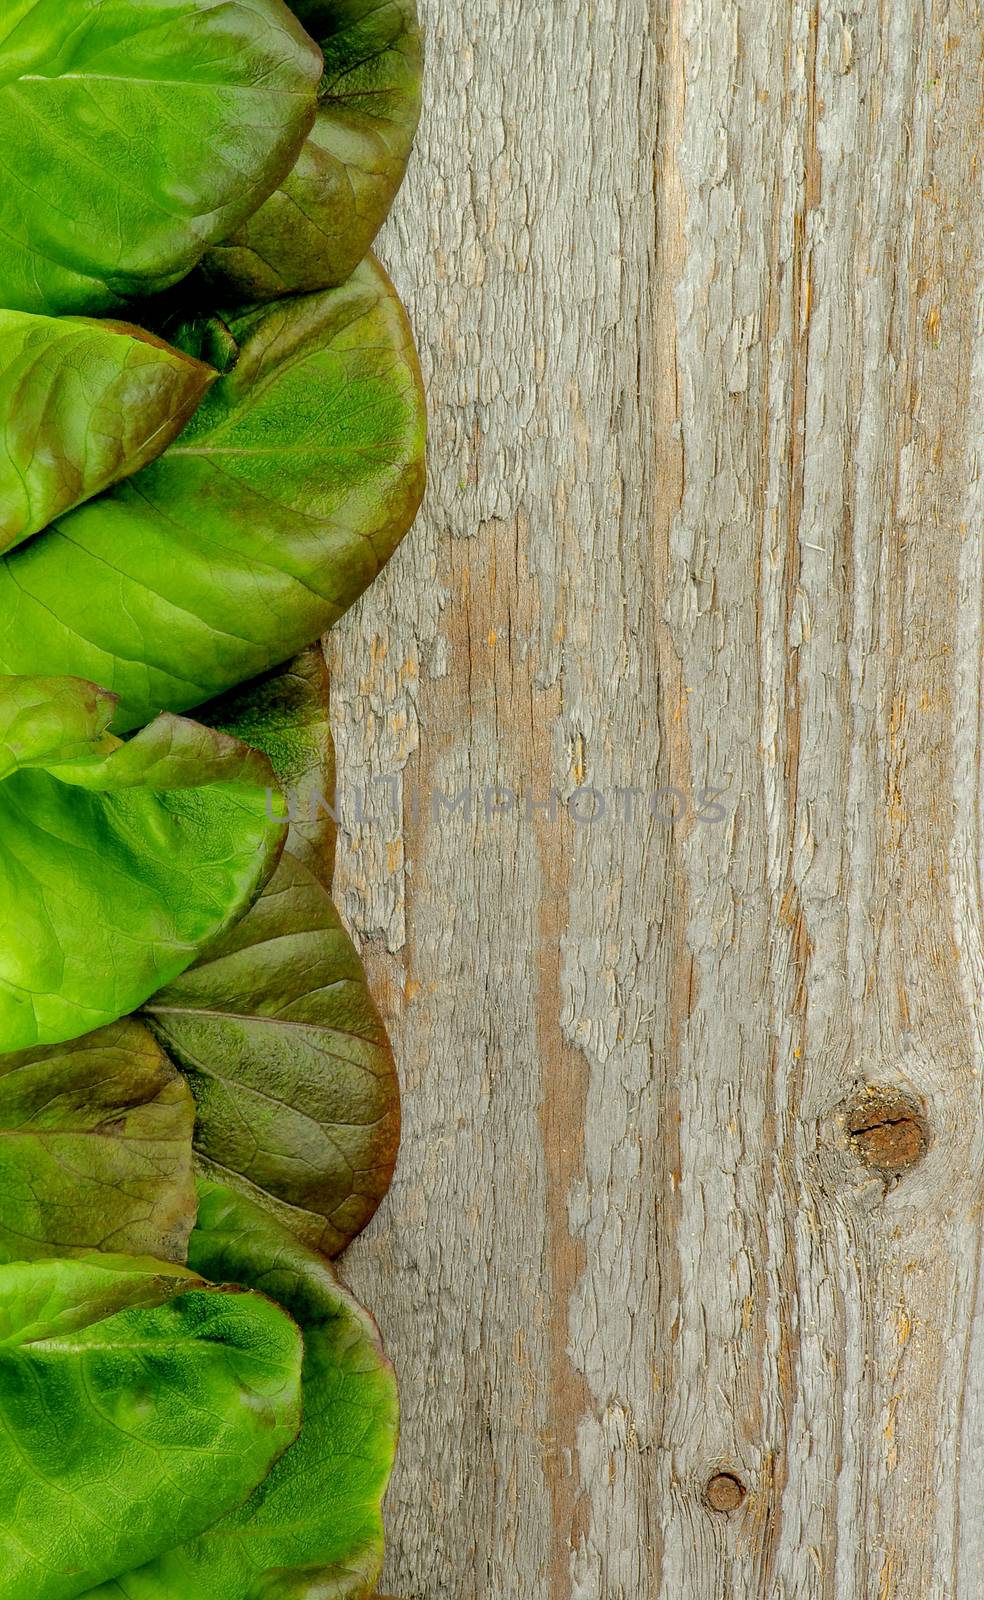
334;1;984;1595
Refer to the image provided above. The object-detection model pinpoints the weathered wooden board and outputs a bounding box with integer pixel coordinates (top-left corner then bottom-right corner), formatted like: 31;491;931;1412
335;1;984;1595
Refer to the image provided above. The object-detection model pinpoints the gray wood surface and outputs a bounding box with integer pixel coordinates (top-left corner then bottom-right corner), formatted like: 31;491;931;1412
334;1;984;1595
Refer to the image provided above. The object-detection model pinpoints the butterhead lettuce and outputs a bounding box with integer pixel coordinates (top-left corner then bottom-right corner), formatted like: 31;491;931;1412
0;2;424;1594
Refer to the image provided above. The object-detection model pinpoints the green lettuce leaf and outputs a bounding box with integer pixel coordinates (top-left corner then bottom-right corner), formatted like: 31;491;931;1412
0;1018;197;1264
0;673;118;778
144;650;399;1257
0;675;286;1053
0;259;426;730
0;0;322;315
0;1252;304;1600
82;1182;398;1600
146;853;399;1257
0;311;215;555
203;0;423;298
197;647;339;881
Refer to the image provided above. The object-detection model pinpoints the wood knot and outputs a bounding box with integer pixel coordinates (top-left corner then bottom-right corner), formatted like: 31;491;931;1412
843;1088;930;1177
704;1471;747;1513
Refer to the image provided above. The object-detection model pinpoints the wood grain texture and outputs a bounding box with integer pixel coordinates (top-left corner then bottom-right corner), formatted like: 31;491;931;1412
333;1;984;1595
